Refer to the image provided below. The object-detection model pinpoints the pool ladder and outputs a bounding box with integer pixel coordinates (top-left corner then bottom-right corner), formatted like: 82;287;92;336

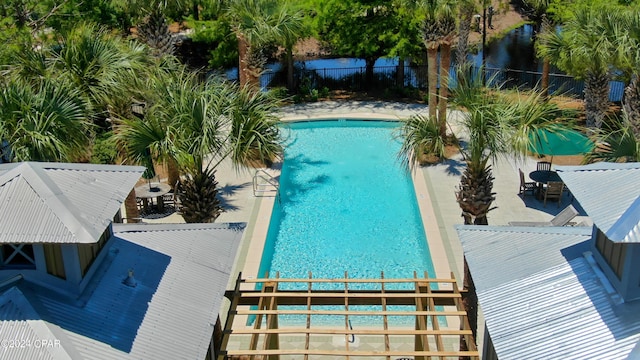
253;170;280;200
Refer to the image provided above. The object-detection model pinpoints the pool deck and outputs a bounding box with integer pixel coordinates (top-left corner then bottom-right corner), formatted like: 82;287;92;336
139;100;590;355
142;100;590;284
207;101;587;285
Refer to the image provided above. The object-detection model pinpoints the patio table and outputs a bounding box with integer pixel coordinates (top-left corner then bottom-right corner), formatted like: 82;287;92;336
135;183;172;213
529;170;562;199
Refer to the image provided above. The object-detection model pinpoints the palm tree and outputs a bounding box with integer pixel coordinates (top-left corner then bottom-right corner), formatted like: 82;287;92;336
53;23;151;127
179;165;224;223
226;0;306;89
537;6;616;129
455;0;476;69
397;113;447;168
137;7;176;58
271;2;308;91
399;66;567;224
417;0;456;136
608;7;640;138
0;79;92;162
523;0;554;98
584;114;640;163
114;68;283;222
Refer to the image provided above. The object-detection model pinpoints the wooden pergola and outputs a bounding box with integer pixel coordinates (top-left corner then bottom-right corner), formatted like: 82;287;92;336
217;272;478;359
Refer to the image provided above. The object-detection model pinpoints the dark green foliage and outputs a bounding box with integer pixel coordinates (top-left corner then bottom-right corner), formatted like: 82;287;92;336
90;132;118;164
187;19;238;68
178;167;224;223
137;9;175;57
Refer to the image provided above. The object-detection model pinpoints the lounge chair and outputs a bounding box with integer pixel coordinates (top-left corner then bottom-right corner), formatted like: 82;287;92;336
508;204;579;227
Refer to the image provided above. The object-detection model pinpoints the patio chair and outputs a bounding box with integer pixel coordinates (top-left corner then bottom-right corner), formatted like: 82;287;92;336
542;181;564;207
537;161;552;171
508;204;579;227
519;168;537;197
161;180;180;210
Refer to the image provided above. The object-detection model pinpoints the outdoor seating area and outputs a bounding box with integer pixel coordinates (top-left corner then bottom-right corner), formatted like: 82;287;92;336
524;161;573;207
135;179;181;217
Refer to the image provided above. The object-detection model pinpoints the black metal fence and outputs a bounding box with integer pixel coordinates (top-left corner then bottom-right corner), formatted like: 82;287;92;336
261;63;625;102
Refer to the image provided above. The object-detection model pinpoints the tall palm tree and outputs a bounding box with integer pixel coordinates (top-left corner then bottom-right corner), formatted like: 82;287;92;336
417;0;456;136
226;0;306;89
523;0;554;98
538;6;616;129
271;2;308;91
399;66;567;224
608;7;640;138
455;0;476;69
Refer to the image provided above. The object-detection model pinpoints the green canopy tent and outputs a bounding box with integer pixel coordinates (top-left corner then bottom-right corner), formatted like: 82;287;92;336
528;127;594;162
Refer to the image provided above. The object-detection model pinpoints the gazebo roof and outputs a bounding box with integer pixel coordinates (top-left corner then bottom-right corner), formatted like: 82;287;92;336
0;162;144;244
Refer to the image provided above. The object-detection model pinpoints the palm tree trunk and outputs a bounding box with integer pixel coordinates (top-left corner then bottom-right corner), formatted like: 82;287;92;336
193;0;200;20
237;34;249;88
427;44;438;119
456;6;473;68
396;57;405;88
166;157;181;190
541;58;550;99
438;42;452;138
539;19;552;99
286;47;295;91
365;57;376;88
584;71;610;129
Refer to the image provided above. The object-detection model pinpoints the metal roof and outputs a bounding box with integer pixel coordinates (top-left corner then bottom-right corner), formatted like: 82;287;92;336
0;162;145;244
457;225;640;359
556;162;640;243
0;287;73;360
4;222;244;360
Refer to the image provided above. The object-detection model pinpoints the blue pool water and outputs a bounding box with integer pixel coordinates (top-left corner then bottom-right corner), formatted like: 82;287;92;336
259;120;434;284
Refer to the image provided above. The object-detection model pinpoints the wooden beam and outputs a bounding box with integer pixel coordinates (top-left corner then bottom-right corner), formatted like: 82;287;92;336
304;272;311;360
228;328;473;336
217;273;242;360
234;309;466;316
224;349;480;357
263;279;279;360
221;275;480;359
241;277;458;284
381;272;390;360
415;272;429;360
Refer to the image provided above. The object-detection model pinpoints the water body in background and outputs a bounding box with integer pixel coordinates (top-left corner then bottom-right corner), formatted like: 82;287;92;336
470;24;546;71
222;25;624;101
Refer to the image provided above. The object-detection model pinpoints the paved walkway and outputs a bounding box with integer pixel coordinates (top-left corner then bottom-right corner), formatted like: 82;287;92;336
139;100;590;283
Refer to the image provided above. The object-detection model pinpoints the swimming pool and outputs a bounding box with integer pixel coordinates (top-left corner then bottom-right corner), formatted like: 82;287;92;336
258;120;435;285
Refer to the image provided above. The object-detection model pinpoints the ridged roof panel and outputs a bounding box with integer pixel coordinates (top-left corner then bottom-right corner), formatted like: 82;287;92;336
0;287;73;360
557;162;640;243
0;162;144;244
21;223;244;359
458;225;640;359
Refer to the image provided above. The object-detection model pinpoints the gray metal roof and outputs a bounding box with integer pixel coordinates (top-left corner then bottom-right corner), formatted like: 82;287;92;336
0;162;145;244
556;162;640;243
0;287;73;360
457;225;640;359
3;222;244;360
